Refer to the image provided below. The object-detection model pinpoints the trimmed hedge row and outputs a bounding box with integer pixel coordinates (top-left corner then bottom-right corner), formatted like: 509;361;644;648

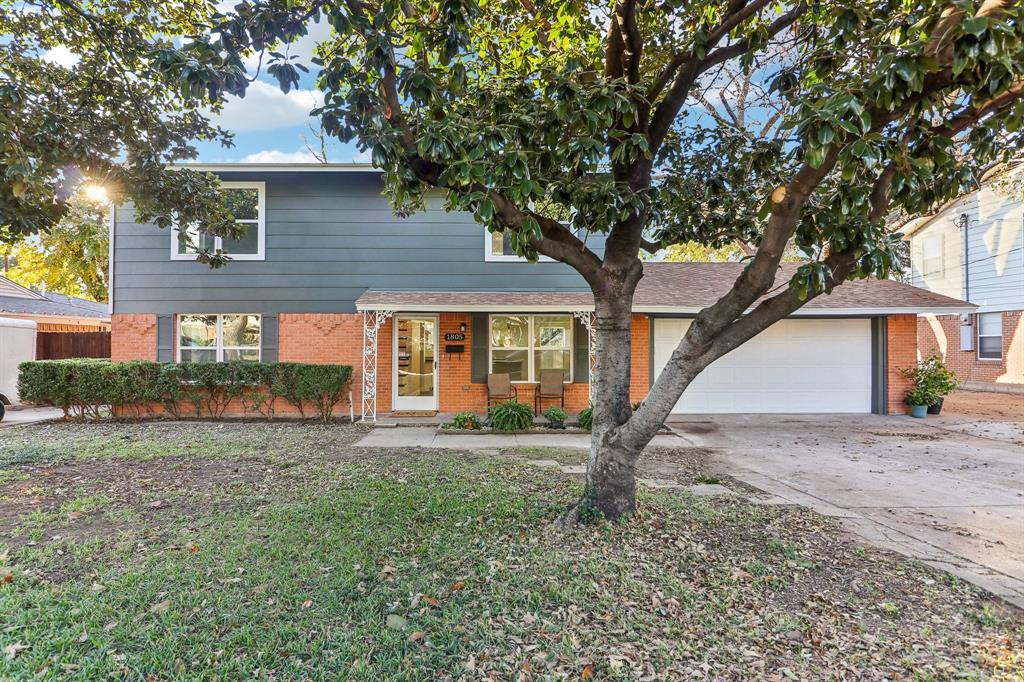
18;360;353;423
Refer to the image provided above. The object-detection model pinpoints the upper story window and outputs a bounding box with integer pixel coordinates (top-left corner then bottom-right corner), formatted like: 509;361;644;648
171;181;266;261
977;312;1003;360
484;229;554;262
178;314;261;362
489;314;572;382
921;233;944;276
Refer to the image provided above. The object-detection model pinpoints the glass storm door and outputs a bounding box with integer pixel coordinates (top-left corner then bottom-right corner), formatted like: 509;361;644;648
394;315;438;411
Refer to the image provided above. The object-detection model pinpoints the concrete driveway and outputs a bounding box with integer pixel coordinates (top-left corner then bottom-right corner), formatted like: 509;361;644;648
669;412;1024;607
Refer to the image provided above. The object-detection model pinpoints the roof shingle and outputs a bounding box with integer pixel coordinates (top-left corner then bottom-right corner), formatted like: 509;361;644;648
356;262;973;313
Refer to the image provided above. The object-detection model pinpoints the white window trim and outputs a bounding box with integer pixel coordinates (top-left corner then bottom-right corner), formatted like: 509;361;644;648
483;229;554;263
171;181;266;261
177;313;262;362
976;312;1003;361
488;314;573;383
921;233;944;277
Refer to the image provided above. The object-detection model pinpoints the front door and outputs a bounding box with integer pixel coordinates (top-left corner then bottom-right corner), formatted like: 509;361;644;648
393;315;438;411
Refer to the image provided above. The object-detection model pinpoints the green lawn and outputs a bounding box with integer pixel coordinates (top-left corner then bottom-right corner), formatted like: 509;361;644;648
0;422;1020;679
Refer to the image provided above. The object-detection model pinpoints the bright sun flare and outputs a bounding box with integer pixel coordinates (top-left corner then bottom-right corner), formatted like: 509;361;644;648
81;184;109;203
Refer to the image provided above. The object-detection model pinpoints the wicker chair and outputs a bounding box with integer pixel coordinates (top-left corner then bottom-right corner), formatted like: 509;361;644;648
486;373;518;408
533;369;565;415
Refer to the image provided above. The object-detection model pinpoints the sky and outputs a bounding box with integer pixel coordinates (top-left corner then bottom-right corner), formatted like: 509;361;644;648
44;18;364;164
191;19;366;164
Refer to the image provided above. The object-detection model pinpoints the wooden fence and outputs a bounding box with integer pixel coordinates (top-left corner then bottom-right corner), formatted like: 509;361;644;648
36;331;111;360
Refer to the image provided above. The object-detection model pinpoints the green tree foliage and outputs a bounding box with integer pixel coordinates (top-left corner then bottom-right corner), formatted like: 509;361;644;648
0;0;280;264
3;193;109;301
144;0;1024;516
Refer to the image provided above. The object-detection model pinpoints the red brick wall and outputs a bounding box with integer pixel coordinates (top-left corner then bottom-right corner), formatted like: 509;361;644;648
274;311;652;415
918;311;1023;389
887;314;917;414
278;313;373;411
111;314;156;361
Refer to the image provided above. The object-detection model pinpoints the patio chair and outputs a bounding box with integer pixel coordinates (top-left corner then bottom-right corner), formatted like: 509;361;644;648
533;369;565;415
486;373;518;408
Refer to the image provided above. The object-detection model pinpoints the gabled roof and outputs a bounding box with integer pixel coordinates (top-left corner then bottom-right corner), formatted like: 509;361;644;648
357;262;974;314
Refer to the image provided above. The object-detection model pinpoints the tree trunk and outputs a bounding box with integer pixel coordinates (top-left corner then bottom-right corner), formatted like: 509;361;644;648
579;288;643;520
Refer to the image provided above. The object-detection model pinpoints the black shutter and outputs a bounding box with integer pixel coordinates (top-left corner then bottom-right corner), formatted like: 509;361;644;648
470;313;488;383
261;314;278;362
156;315;173;362
573;316;589;383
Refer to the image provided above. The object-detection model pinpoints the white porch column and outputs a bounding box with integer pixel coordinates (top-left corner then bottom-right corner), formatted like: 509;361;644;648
572;311;597;403
361;310;394;422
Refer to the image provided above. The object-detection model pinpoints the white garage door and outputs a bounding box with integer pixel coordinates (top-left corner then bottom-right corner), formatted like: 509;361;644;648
652;318;873;414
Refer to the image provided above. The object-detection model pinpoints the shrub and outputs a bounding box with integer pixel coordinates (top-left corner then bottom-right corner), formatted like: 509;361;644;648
487;400;534;432
576;406;593;430
450;411;481;430
543;406;568;425
900;355;959;406
17;360;353;422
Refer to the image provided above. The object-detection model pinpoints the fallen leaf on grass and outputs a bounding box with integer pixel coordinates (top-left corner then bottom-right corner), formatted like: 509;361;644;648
301;599;313;609
251;584;267;595
408;631;425;643
4;642;29;660
451;580;465;593
581;664;594;679
2;574;11;584
78;631;88;643
188;544;200;553
149;600;171;614
423;595;440;607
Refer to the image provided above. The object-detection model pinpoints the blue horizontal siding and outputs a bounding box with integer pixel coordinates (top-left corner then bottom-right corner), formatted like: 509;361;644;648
113;171;603;315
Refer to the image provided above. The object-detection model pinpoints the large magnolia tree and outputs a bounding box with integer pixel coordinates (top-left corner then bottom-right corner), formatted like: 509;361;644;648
0;0;254;263
175;0;1024;520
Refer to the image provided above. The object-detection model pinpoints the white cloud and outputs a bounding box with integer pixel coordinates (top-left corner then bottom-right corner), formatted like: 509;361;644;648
205;80;324;132
42;45;79;68
241;20;332;75
241;149;321;163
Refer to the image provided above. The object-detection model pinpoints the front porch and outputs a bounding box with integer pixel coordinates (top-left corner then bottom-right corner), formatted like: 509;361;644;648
355;295;640;422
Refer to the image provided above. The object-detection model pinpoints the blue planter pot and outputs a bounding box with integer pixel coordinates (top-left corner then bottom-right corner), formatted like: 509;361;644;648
909;404;928;419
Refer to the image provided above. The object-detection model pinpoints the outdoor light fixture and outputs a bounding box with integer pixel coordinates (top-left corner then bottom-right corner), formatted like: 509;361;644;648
459;322;466;332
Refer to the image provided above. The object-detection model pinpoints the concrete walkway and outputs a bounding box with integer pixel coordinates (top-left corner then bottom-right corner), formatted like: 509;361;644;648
0;406;63;427
355;426;694;449
671;414;1024;609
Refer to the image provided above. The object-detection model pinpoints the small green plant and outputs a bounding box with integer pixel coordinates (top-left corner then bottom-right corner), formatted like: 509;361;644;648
450;411;481;430
487;400;534;432
575;486;605;524
901;355;959;406
903;386;933;407
576;406;593;430
694;474;721;485
543;406;568;427
631;400;644;412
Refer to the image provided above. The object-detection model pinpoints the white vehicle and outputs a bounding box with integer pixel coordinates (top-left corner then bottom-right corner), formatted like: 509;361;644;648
0;317;37;421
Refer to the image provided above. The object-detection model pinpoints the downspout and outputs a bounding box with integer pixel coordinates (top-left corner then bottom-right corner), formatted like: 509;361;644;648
955;212;970;302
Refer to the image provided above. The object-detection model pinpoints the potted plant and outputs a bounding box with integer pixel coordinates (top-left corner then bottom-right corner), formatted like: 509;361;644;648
543;406;568;429
904;387;933;419
901;355;959;415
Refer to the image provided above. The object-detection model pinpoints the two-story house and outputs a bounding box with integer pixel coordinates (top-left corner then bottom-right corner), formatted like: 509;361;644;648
906;179;1024;393
108;163;974;419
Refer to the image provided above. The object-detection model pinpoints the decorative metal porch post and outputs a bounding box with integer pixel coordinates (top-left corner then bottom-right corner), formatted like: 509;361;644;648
572;311;597;402
361;310;394;422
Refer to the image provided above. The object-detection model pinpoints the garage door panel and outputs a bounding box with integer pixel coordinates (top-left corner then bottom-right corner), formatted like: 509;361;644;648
653;318;873;414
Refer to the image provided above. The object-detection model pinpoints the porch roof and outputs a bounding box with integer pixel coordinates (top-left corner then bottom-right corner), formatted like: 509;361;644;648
355;262;975;316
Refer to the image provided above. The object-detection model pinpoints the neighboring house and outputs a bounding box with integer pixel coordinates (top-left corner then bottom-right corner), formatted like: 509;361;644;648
109;163;974;418
904;181;1024;393
0;276;110;332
